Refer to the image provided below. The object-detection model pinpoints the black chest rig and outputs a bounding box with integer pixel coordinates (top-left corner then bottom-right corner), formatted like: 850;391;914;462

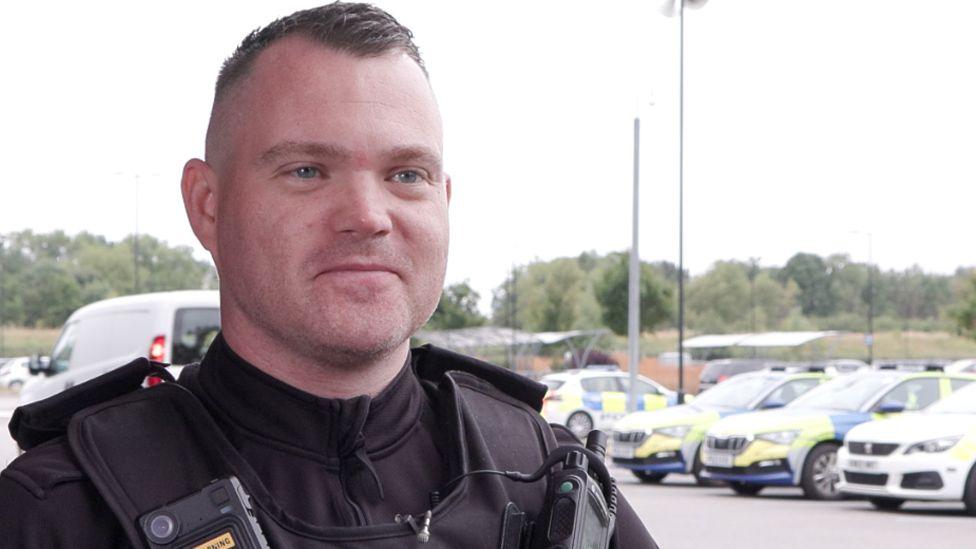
10;346;617;549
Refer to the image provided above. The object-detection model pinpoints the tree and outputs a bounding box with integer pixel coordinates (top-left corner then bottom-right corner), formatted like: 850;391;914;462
19;261;83;327
952;273;976;339
0;230;214;327
593;252;672;335
426;281;487;330
491;259;597;332
686;261;752;333
779;253;835;316
753;271;800;330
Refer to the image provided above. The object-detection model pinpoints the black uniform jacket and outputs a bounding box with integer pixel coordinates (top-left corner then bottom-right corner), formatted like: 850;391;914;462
0;335;658;548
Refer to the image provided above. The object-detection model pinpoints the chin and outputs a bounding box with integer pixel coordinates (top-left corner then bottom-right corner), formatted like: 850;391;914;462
309;317;414;361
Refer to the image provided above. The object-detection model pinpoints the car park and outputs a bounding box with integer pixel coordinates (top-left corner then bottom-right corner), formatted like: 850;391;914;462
20;290;220;405
837;381;976;513
611;367;830;484
540;368;679;439
700;367;976;499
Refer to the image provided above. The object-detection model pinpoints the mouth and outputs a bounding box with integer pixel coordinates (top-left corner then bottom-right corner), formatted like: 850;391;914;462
316;263;401;279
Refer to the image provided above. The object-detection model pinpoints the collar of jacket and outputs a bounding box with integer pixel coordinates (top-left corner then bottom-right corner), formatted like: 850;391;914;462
196;333;423;465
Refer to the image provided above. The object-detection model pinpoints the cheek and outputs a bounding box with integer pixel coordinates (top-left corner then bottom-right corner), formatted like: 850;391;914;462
219;191;304;273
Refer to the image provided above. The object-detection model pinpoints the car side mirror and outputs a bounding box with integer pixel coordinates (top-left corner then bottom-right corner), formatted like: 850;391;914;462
760;400;786;410
28;354;53;376
875;401;906;414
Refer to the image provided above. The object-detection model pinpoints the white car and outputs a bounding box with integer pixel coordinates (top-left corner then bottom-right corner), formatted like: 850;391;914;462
21;291;220;404
0;356;33;390
838;381;976;513
540;368;679;439
947;359;976;374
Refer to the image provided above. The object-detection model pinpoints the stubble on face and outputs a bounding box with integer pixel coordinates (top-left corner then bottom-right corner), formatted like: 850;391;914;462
207;37;449;374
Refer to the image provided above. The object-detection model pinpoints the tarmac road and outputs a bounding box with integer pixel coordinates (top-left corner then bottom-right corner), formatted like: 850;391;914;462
617;468;972;549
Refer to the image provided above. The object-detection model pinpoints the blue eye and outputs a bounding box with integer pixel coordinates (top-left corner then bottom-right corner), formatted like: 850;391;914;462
392;170;423;184
293;166;320;179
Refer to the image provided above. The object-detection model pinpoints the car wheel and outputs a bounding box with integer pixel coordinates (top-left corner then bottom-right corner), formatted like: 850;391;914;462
729;482;763;496
868;497;905;511
631;470;667;484
801;444;843;500
565;412;594;439
692;448;723;487
964;464;976;516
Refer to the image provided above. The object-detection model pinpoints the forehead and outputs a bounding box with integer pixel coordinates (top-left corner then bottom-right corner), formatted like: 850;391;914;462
220;36;442;164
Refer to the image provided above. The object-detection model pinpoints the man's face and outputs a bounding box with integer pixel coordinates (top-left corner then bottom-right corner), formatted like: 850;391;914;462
207;37;449;364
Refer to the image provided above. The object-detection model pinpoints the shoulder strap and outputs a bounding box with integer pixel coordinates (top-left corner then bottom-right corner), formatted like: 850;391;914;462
9;358;174;450
66;381;241;548
413;345;548;412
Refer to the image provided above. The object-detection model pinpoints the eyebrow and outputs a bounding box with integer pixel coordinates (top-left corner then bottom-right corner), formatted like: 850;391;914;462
256;141;443;174
257;141;352;166
387;146;443;173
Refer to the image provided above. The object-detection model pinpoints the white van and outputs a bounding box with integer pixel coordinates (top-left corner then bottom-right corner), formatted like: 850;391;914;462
20;290;220;405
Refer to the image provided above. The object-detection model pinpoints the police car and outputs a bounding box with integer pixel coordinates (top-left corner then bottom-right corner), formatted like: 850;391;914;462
838;381;976;513
701;367;976;499
540;368;678;439
611;368;829;484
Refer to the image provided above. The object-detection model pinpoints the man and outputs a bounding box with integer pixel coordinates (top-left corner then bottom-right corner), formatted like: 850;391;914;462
0;3;657;547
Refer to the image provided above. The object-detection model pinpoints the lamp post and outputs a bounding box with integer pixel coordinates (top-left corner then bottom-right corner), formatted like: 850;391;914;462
661;0;709;404
627;100;650;412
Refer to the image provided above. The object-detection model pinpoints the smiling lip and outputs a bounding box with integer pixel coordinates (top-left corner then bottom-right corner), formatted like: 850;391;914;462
317;263;399;277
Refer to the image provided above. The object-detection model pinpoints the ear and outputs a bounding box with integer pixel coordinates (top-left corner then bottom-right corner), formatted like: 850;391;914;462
181;158;219;259
445;173;452;204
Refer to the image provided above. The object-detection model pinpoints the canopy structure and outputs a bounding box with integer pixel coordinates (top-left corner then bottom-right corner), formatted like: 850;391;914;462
737;331;839;348
682;333;753;349
415;327;611;370
683;331;840;349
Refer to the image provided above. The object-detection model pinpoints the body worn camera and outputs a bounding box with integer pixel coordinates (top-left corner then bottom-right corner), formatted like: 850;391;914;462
528;431;616;549
139;476;270;549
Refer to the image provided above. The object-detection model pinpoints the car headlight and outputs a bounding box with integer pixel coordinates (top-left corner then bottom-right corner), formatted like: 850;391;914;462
756;430;801;446
904;435;962;454
654;425;691;438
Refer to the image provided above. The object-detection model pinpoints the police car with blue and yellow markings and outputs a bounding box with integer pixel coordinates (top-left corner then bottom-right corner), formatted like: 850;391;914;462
540;368;679;439
701;367;976;499
838;380;976;513
610;368;829;484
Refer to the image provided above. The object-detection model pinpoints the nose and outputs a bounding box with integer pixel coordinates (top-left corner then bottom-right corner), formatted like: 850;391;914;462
328;176;393;238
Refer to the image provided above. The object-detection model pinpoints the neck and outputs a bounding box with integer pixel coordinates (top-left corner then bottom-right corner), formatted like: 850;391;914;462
220;319;410;400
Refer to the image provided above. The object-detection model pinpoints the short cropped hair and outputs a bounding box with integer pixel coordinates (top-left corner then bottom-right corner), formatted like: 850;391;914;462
215;2;426;102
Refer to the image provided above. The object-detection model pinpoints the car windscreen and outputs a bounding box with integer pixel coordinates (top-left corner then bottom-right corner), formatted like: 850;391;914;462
49;321;79;373
171;308;220;365
927;381;976;414
788;372;898;412
693;374;780;408
541;379;565;391
699;362;727;381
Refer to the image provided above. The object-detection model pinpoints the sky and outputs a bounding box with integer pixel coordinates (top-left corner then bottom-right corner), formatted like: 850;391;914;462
2;1;974;313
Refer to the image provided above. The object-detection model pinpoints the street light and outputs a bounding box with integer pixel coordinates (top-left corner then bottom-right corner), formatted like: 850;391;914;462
628;99;654;413
661;0;711;404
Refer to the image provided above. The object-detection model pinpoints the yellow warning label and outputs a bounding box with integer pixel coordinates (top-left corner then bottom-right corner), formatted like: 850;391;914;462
192;531;236;549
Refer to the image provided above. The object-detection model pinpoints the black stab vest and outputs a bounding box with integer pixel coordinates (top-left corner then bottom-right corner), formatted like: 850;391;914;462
10;346;562;548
